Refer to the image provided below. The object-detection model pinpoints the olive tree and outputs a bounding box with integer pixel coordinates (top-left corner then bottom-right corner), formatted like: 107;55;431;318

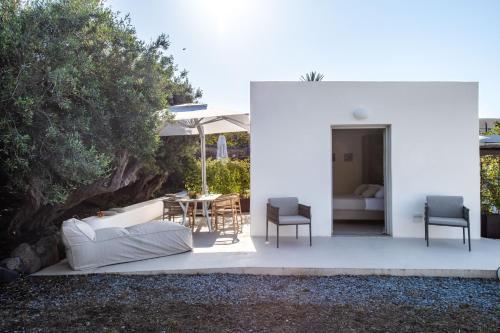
0;0;201;239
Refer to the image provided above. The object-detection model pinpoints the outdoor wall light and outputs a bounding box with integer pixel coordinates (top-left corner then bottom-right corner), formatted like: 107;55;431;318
353;108;369;120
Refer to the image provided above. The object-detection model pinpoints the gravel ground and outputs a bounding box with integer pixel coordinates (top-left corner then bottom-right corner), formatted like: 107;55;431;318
1;274;499;332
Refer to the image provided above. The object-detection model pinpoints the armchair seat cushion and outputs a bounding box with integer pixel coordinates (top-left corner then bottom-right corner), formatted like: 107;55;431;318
428;217;468;227
279;215;311;225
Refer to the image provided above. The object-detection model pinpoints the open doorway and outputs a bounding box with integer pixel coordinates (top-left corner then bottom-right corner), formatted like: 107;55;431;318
331;127;388;236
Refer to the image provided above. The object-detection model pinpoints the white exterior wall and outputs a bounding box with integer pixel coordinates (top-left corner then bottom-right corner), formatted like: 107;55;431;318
250;82;480;238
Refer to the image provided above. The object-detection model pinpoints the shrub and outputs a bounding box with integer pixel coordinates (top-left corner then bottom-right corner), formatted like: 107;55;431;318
481;122;500;214
184;159;250;196
480;155;500;214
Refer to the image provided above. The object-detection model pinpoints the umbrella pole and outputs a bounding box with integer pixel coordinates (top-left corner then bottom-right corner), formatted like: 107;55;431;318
198;125;208;195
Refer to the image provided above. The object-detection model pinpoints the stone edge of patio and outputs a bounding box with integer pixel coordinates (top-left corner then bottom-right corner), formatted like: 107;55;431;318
35;265;497;279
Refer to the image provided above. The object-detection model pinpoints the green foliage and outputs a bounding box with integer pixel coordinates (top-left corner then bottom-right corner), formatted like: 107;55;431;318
300;71;325;81
0;0;200;206
485;122;500;135
184;159;250;196
206;132;249;148
480;155;500;213
481;122;500;213
156;136;199;192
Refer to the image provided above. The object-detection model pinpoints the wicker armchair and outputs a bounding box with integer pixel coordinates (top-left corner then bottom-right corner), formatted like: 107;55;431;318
266;197;311;248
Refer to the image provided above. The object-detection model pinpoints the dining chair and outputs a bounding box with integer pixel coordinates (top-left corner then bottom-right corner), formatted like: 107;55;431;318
229;193;244;232
163;197;195;229
211;194;239;234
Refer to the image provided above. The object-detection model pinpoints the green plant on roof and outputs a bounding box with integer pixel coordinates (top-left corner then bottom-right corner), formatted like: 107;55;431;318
300;71;325;81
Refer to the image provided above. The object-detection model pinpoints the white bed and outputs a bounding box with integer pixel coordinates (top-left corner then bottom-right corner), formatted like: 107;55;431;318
333;185;385;220
333;195;384;211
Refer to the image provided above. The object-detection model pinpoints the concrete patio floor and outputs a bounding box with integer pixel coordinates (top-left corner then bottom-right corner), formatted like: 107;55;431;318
37;217;500;278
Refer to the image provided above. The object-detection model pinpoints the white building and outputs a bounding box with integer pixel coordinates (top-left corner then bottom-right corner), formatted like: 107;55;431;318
250;82;480;239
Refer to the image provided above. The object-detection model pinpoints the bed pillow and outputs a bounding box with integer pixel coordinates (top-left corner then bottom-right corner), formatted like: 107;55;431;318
353;184;368;196
375;188;385;198
361;185;380;198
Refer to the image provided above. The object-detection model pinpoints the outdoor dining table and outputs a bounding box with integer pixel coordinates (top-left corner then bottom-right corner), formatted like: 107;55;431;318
175;194;221;232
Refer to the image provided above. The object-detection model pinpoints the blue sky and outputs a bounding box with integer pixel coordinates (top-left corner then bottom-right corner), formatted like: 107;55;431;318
107;0;500;117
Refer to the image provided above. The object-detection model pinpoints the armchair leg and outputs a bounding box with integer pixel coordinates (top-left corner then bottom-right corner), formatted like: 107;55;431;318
266;220;269;242
277;224;279;248
425;222;429;247
296;225;298;239
467;226;471;252
309;223;312;246
462;227;465;244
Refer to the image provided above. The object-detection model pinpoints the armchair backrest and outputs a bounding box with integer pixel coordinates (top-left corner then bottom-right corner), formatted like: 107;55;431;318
426;195;463;218
268;197;298;216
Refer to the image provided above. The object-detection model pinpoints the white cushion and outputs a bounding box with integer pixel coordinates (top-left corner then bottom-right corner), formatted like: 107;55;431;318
361;185;380;198
61;218;96;259
71;218;96;241
81;199;164;230
375;188;384;198
95;227;129;241
62;220;193;270
353;184;368;196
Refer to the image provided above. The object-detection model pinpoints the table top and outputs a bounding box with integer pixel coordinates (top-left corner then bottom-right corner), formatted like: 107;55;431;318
174;194;221;203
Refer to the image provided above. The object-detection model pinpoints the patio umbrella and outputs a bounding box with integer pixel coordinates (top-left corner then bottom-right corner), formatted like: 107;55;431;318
159;104;250;194
216;135;228;160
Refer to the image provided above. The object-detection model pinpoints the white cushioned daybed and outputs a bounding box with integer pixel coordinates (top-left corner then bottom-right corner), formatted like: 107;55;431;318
333;184;385;220
61;198;192;270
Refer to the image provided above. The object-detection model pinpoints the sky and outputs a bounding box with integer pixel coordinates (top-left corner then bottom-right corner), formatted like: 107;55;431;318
107;0;500;117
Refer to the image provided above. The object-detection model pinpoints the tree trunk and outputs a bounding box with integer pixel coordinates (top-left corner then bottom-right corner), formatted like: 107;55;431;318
85;172;168;209
8;151;142;238
126;173;166;203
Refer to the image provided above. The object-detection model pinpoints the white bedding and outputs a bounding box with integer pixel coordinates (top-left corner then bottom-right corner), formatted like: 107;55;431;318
333;195;384;211
364;197;385;211
333;195;366;210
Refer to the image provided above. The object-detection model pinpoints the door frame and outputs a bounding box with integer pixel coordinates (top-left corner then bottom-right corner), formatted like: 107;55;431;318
330;125;393;236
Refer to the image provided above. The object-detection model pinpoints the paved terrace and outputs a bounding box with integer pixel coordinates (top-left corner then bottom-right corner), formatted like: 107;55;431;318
37;217;500;278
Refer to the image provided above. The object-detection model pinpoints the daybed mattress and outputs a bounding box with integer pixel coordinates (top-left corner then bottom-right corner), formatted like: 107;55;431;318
62;219;193;270
333;195;384;211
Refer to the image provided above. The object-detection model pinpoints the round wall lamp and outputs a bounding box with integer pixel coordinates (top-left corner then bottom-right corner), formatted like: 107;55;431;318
353;108;369;120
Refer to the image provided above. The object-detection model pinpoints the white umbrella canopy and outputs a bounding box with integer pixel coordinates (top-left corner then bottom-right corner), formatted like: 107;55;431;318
159;104;249;136
158;104;250;194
